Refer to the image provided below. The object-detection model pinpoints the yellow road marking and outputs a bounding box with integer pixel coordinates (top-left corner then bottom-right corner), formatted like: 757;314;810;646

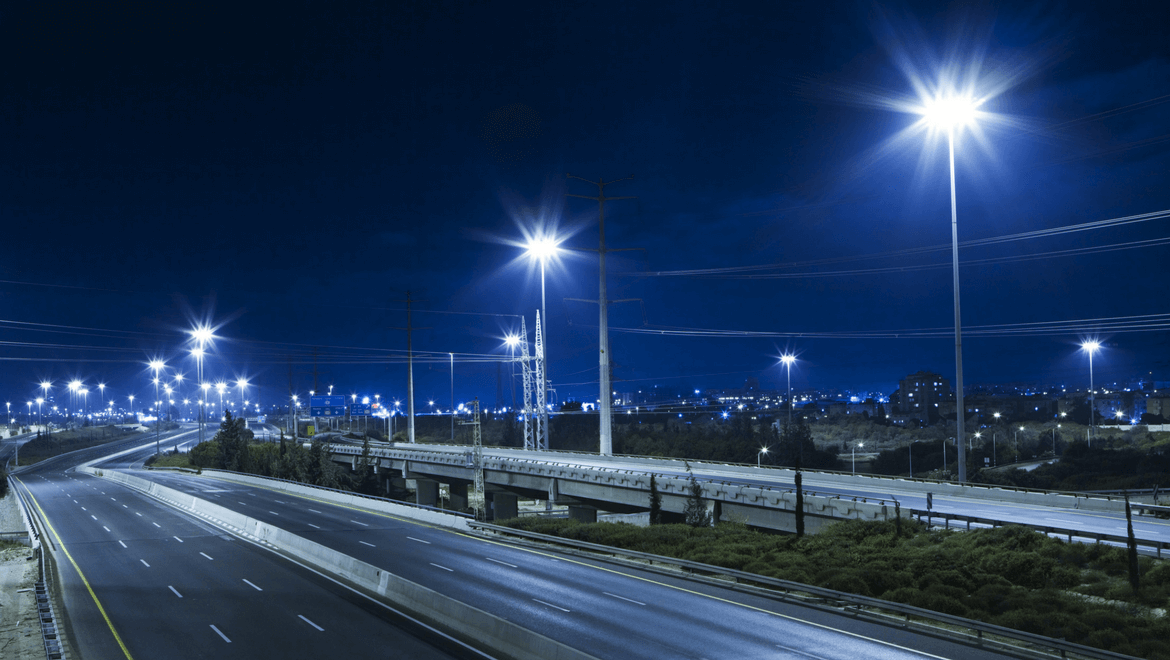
184;472;946;656
15;477;135;660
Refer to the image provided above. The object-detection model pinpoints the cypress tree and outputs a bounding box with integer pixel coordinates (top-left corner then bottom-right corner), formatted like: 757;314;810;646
683;462;711;528
1125;493;1140;591
648;474;662;525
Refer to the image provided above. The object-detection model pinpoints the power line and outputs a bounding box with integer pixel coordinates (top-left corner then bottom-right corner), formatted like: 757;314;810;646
641;208;1170;277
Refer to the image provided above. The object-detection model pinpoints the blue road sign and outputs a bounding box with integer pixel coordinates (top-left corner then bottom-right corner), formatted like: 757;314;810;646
310;395;347;417
350;402;372;416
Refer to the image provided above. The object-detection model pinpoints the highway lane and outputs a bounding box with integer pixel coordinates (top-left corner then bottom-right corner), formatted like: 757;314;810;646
402;444;1170;545
0;429;36;466
131;467;1019;660
15;431;482;660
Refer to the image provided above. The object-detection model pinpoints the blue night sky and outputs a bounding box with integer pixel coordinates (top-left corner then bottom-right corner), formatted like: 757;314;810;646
2;1;1168;412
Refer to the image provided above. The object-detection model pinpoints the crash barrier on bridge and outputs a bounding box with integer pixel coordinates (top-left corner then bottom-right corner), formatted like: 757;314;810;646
197;469;473;531
12;479;67;659
80;467;596;660
329;443;1135;516
327;444;907;533
470;521;1138;660
911;509;1170;558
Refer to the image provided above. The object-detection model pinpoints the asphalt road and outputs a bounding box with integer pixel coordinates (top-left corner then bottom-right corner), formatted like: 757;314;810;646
406;444;1170;546
128;466;1020;660
12;427;480;660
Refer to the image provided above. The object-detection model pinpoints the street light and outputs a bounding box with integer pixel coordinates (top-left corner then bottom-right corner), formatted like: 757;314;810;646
919;91;982;483
189;325;214;443
757;446;769;468
68;380;82;427
1081;341;1100;447
149;359;166;453
780;354;796;429
236;378;249;418
852;442;864;475
524;236;561;451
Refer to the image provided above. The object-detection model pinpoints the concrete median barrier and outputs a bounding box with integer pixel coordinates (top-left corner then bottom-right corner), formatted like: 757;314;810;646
81;467;596;660
198;469;471;531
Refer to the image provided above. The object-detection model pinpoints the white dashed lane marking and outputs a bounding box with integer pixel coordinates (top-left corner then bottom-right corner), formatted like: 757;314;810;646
298;615;324;631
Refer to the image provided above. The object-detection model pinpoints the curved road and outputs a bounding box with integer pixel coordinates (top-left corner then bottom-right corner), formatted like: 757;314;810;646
94;444;1022;659
12;427;480;660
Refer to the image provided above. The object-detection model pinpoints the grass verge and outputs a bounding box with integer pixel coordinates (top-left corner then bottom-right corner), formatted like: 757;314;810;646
499;517;1170;659
16;426;142;464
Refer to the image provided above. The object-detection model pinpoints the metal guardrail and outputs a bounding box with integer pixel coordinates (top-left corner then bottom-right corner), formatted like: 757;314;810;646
13;480;67;659
909;509;1169;557
469;521;1139;660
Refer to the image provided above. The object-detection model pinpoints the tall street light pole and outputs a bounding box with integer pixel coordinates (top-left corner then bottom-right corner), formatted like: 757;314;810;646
1081;341;1100;447
921;94;981;483
150;360;165;454
190;325;214;444
780;354;796;428
525;238;561;451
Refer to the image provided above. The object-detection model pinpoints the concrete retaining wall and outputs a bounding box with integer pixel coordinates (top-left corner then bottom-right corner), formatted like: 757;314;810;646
82;467;596;660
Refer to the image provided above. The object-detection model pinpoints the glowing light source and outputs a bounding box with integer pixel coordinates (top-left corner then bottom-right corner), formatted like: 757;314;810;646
524;237;561;262
922;95;980;128
190;326;215;346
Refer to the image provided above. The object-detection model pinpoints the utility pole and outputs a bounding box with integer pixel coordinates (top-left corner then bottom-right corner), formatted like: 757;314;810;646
566;174;635;456
407;293;416;444
460;398;485;521
390;293;429;444
533;311;546;450
288;359;296;441
450;353;455;442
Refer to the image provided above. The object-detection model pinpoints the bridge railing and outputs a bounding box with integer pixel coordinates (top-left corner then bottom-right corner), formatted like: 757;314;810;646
331;441;1146;509
469;521;1137;660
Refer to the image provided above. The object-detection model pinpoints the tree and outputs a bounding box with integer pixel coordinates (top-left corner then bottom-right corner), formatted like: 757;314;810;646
648;473;662;525
682;462;711;528
794;468;804;537
213;411;251;472
1125;493;1140;592
353;435;380;495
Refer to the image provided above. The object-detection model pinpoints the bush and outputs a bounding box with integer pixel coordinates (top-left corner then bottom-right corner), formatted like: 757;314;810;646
189;441;220;468
497;515;1170;658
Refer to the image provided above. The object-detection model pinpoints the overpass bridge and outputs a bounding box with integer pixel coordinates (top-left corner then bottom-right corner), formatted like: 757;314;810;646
327;442;1170;550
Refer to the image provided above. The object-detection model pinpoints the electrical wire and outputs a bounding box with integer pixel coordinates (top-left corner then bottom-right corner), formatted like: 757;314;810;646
642;208;1170;277
601;312;1170;340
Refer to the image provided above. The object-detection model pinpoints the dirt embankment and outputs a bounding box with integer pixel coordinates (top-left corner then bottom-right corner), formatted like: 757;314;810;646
0;492;42;660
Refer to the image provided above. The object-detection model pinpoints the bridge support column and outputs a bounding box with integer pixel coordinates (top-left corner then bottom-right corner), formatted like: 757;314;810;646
490;492;518;521
568;505;597;523
707;500;721;527
448;483;468;510
415;479;439;507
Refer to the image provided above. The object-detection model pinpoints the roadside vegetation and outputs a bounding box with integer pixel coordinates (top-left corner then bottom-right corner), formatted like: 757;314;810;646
170;412;385;495
975;443;1170;492
15;425;142;465
500;516;1170;658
